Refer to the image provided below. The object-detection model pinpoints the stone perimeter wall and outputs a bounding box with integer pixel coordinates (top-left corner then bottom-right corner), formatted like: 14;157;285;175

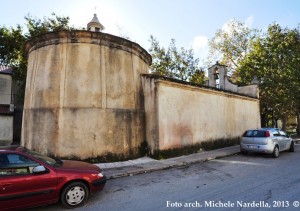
22;31;151;159
142;75;261;154
23;30;261;161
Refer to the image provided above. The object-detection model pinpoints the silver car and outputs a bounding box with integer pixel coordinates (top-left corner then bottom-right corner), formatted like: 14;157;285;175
240;128;295;158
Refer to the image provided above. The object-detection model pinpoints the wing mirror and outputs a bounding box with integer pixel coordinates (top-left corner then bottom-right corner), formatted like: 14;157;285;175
32;165;47;173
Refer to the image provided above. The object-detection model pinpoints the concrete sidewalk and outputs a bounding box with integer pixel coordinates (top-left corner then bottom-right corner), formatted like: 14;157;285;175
95;145;240;180
97;139;300;180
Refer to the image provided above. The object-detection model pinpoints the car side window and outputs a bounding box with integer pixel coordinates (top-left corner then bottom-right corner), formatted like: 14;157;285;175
272;130;280;137
0;154;39;176
279;130;288;137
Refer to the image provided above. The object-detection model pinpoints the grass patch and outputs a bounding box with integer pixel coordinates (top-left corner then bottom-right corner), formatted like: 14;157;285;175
52;140;150;163
150;137;240;160
48;139;240;163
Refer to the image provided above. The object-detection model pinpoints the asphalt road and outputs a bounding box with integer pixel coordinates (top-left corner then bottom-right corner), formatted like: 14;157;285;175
33;145;300;211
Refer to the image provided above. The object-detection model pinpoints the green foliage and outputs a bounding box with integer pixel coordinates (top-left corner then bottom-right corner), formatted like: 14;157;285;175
0;13;72;103
0;26;27;104
24;13;72;38
207;19;259;77
209;20;300;130
0;26;25;67
148;35;205;84
150;137;240;160
55;140;149;163
237;23;300;127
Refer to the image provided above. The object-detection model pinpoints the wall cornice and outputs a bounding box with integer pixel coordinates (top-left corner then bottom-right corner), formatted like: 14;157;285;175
25;30;152;65
141;74;259;101
156;79;259;102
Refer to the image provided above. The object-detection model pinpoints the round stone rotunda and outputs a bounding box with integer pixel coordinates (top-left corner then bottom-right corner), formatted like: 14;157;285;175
22;15;152;160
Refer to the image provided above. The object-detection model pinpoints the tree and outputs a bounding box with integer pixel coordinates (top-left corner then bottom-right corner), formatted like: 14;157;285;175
0;26;26;104
237;23;300;131
0;26;25;67
24;13;71;38
207;19;258;79
148;35;205;84
0;13;73;103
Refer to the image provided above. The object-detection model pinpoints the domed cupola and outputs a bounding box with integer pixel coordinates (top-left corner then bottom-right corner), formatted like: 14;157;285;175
87;13;104;32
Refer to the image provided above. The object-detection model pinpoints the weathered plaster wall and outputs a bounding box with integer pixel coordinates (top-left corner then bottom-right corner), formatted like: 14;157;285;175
224;77;238;92
142;76;260;152
238;85;259;98
23;31;260;160
22;31;151;159
141;77;159;152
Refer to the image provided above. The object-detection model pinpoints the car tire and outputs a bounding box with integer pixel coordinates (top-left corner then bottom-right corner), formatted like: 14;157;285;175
289;141;295;152
272;146;279;158
241;150;248;155
60;182;89;209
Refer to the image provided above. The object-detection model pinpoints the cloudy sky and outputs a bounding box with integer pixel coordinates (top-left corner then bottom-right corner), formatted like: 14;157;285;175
1;0;300;65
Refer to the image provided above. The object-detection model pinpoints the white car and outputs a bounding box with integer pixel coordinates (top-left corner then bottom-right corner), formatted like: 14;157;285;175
240;128;295;158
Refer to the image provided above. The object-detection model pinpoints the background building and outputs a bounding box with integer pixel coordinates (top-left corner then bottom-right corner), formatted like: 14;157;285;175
0;66;14;145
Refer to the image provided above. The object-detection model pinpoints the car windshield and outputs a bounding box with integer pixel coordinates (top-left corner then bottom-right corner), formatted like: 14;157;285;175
24;148;58;166
243;130;266;137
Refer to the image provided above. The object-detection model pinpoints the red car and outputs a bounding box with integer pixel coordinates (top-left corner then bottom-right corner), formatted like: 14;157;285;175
0;145;106;210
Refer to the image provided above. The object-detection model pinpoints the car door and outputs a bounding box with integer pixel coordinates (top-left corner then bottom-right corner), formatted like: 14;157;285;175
279;130;290;150
0;153;58;210
273;129;285;151
271;129;282;148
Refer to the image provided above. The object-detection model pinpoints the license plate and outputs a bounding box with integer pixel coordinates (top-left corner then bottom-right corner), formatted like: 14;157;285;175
248;145;257;149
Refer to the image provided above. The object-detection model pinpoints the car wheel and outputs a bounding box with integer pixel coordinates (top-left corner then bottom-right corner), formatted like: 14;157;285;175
60;182;89;208
289;141;295;152
272;146;279;158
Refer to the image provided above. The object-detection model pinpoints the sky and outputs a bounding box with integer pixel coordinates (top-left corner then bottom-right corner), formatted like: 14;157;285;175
1;0;300;66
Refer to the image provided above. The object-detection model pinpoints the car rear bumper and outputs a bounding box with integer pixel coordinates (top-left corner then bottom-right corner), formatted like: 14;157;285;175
240;143;274;154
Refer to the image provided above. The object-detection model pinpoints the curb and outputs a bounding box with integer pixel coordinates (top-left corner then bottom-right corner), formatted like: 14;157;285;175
103;143;300;180
105;149;240;180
